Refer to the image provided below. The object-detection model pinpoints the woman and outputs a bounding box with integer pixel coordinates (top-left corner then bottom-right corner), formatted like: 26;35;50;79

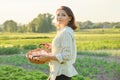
40;6;78;80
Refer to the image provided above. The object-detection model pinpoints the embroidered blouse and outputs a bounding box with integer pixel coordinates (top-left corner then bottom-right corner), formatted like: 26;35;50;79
48;26;78;80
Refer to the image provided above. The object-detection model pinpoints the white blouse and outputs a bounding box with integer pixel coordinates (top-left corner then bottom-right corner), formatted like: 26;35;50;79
48;26;78;80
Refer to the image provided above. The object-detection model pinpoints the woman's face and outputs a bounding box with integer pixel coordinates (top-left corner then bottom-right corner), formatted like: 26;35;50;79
56;9;71;27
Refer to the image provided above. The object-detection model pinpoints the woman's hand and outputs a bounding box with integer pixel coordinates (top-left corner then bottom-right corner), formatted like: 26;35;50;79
43;43;52;53
44;43;51;49
39;50;49;57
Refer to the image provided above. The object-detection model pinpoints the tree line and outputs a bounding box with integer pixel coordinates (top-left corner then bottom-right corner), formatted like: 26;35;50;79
0;13;120;33
77;20;120;29
0;13;55;33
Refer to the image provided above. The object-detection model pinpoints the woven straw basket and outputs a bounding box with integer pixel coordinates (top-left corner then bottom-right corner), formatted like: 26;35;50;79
26;43;51;64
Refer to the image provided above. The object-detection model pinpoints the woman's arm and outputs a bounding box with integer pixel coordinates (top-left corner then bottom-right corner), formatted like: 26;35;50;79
55;31;74;63
38;52;58;61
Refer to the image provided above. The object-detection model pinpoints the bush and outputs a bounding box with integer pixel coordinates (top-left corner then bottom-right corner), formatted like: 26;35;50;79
72;75;85;80
0;47;21;55
0;65;48;80
22;44;37;50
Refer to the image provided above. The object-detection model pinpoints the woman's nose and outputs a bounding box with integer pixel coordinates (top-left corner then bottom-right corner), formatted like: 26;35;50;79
58;15;62;19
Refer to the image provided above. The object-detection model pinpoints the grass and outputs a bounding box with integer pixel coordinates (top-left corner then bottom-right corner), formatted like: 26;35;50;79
0;30;120;50
0;51;120;80
77;50;120;57
0;28;120;80
0;65;48;80
0;54;49;73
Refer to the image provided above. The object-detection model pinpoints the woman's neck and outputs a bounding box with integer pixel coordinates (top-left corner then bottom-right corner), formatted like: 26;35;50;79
58;24;67;29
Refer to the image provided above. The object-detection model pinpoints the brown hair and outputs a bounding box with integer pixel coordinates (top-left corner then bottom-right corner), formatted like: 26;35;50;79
56;6;77;30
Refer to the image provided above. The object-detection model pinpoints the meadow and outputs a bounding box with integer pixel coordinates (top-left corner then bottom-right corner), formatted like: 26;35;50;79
0;28;120;80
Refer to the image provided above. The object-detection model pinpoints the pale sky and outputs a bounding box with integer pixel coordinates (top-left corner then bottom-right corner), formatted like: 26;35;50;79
0;0;120;24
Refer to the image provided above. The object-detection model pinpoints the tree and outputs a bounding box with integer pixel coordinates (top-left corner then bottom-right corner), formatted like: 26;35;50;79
75;22;80;31
17;24;27;33
82;20;93;29
113;22;120;28
0;25;2;32
93;23;104;28
103;22;112;28
27;13;55;33
2;20;18;32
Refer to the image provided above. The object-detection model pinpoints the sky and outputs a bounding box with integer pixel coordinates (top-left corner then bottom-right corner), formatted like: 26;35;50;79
0;0;120;24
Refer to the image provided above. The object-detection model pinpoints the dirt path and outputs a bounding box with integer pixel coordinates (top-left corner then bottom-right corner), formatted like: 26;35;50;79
77;55;120;63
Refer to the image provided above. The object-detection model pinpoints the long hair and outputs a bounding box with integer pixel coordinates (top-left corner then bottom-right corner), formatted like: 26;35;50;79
56;6;77;30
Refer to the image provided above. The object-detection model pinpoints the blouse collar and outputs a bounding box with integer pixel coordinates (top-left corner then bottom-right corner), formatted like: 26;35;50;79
57;26;68;32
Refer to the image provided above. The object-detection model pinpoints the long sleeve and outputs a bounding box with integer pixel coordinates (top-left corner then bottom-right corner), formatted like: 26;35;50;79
55;30;74;63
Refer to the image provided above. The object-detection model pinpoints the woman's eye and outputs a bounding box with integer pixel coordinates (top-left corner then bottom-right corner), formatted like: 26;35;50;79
57;13;66;17
57;14;60;16
62;14;66;16
62;15;66;16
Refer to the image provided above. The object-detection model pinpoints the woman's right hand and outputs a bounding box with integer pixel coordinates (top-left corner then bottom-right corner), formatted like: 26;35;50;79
39;43;51;53
44;43;51;49
43;43;51;53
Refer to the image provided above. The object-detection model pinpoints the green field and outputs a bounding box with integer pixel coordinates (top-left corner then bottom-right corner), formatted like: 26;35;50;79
0;28;120;80
0;29;120;51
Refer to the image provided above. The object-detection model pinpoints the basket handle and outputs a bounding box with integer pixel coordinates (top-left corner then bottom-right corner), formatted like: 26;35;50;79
38;43;51;52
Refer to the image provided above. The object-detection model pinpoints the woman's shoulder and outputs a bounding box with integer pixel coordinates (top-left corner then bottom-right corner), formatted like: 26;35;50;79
63;26;73;32
62;26;74;37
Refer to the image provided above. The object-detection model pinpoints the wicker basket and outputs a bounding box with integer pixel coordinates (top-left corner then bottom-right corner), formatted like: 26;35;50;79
26;43;51;64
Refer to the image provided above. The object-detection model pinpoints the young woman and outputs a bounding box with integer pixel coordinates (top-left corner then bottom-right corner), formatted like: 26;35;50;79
39;6;78;80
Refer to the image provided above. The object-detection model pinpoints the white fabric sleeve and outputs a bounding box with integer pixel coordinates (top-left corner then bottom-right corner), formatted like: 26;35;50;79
55;53;63;63
55;31;74;63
